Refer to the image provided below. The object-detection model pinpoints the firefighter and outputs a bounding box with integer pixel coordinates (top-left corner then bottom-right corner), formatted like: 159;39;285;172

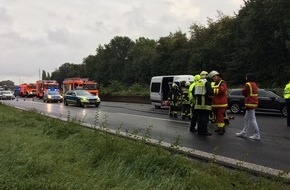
168;83;181;118
189;74;200;132
284;79;290;127
181;81;191;120
192;74;213;136
209;70;228;135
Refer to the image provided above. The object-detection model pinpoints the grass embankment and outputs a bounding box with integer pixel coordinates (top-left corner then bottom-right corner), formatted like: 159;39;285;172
0;104;288;189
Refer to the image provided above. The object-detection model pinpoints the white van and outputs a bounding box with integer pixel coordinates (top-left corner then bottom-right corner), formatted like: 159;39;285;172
150;75;194;108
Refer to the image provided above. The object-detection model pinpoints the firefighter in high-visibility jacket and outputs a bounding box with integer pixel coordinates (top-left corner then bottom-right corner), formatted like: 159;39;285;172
168;83;181;118
192;75;213;135
284;79;290;127
189;74;200;132
181;81;191;119
209;70;228;135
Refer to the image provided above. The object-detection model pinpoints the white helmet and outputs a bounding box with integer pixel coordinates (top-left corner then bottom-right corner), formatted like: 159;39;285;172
200;71;208;79
209;70;219;78
185;81;190;86
172;83;177;88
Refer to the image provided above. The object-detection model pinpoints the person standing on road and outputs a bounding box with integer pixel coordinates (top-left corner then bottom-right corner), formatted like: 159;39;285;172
209;70;228;135
192;73;213;136
180;81;191;120
168;83;181;118
189;74;200;132
283;79;290;127
236;73;261;140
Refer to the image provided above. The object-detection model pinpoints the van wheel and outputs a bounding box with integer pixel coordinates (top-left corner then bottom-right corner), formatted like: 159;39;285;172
230;102;241;114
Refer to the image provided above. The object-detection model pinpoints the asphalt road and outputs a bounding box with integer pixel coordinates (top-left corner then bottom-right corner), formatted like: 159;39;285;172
2;98;290;173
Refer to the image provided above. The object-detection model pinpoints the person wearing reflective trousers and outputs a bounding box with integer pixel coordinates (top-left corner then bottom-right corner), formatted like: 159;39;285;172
189;74;201;132
168;83;181;118
283;79;290;127
236;73;260;140
209;70;228;135
192;76;213;136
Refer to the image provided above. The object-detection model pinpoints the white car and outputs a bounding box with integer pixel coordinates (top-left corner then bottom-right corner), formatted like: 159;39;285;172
0;91;15;100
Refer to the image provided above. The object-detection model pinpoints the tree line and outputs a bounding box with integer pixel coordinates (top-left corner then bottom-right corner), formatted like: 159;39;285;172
50;0;289;88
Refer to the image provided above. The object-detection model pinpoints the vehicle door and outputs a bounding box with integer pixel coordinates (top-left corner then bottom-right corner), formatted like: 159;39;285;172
258;90;280;111
150;81;161;106
65;91;75;105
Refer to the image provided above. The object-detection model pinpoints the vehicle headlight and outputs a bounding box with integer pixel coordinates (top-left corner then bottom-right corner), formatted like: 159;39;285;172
48;95;52;99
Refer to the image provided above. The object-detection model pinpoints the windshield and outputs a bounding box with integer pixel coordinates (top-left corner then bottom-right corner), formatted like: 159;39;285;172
2;91;12;95
48;91;60;95
76;90;92;96
83;84;97;90
29;84;36;89
47;84;59;89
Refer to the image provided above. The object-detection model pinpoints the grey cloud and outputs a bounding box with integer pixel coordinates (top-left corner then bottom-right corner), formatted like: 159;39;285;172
0;6;12;24
47;28;71;44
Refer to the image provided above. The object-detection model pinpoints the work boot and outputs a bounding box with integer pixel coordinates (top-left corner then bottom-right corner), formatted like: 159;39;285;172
215;128;225;133
218;127;224;135
190;127;197;133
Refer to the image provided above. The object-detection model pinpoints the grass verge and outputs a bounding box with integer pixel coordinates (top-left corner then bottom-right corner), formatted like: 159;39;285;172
0;104;288;189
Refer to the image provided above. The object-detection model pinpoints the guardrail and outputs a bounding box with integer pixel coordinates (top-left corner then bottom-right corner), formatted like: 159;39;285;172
100;95;151;104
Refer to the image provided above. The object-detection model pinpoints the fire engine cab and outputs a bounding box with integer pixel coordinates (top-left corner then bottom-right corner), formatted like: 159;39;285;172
62;78;99;95
36;80;59;98
19;83;37;97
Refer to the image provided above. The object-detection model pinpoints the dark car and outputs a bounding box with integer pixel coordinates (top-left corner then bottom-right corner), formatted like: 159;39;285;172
63;90;100;107
227;89;287;117
43;91;63;103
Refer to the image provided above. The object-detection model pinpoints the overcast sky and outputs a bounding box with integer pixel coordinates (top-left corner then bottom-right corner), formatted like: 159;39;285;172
0;0;244;85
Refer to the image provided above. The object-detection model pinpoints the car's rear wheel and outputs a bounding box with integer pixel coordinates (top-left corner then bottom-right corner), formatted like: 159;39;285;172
229;102;242;114
281;105;287;117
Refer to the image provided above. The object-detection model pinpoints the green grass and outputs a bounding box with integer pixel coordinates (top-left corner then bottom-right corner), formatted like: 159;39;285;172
0;104;289;189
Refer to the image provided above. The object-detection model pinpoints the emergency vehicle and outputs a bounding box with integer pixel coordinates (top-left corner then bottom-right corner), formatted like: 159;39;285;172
150;75;194;108
36;80;59;98
19;83;37;97
62;78;99;95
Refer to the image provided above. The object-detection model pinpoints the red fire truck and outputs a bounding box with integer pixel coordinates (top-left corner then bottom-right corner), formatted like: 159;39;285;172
62;78;99;95
36;80;59;98
19;83;37;97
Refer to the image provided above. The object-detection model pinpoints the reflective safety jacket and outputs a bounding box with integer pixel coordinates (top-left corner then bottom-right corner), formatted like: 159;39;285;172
181;86;190;104
168;88;181;106
212;80;228;109
284;82;290;99
193;80;213;110
242;82;258;109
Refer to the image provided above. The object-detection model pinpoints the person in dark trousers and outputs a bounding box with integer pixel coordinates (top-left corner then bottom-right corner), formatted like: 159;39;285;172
168;83;181;118
284;79;290;126
189;74;200;132
192;75;213;136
